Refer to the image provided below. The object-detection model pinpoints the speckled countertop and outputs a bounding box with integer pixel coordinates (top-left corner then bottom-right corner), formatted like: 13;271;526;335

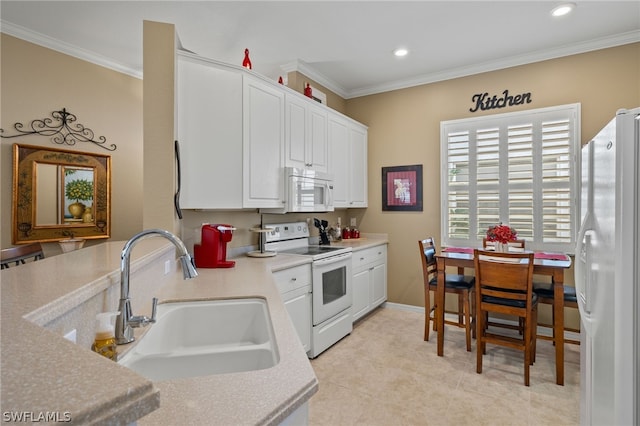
0;235;387;425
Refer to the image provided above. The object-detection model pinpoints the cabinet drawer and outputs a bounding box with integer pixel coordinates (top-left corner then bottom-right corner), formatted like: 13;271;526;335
352;245;387;269
272;264;312;293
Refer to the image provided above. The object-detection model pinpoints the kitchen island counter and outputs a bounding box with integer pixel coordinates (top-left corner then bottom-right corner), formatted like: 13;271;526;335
1;240;317;425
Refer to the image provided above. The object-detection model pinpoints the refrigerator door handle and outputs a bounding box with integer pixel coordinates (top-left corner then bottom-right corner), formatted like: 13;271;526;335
576;227;595;337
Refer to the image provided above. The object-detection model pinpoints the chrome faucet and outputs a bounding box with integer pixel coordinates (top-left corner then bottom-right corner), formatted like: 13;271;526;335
115;229;198;344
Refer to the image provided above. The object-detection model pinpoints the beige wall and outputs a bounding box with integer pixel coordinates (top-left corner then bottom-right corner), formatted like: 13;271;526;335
1;34;144;255
345;43;639;328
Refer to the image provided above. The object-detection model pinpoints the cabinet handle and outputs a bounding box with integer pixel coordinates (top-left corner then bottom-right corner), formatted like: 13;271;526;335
291;277;297;281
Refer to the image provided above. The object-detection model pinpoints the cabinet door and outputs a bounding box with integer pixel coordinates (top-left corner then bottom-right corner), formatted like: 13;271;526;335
328;115;350;207
285;97;328;172
285;96;308;169
308;104;328;172
284;291;312;352
370;262;387;308
349;124;368;207
177;54;243;209
351;268;370;321
243;76;285;208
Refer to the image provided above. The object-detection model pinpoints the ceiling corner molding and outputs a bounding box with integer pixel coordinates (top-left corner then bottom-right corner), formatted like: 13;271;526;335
1;20;142;80
346;30;640;99
281;59;348;99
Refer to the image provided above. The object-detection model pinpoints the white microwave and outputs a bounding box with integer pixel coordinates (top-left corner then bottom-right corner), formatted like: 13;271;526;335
262;167;334;213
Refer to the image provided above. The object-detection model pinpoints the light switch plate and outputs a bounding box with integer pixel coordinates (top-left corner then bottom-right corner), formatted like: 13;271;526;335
350;218;357;227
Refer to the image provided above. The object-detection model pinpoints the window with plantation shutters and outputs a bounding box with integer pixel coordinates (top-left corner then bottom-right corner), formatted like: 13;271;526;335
440;104;580;253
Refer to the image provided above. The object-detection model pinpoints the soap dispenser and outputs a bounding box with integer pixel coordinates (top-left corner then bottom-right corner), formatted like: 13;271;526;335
91;311;119;361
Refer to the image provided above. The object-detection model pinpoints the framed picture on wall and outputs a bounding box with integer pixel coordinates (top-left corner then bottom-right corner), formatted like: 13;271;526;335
382;164;423;211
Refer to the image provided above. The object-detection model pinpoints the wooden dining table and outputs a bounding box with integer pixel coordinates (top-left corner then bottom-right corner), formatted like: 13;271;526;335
435;248;572;385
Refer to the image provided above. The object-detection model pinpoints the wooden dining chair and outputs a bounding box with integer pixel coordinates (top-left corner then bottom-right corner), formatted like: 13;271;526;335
481;238;527;332
474;249;538;386
532;281;580;345
418;237;475;351
1;243;45;269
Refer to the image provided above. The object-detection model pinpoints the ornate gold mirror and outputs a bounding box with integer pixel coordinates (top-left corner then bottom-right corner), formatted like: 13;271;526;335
12;143;111;243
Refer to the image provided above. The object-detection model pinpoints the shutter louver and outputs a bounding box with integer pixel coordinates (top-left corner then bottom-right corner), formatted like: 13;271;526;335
447;131;470;239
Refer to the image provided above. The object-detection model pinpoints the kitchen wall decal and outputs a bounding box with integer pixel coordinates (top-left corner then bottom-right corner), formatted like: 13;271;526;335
469;89;532;113
382;164;423;211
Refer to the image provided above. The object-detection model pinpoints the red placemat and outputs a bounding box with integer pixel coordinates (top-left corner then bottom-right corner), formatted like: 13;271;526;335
443;247;474;254
534;252;569;261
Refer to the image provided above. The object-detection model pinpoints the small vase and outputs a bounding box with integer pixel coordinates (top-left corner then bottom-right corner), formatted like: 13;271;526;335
495;242;509;253
59;238;86;253
242;48;252;69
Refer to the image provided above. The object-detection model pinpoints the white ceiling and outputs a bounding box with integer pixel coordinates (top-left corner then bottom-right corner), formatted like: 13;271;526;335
1;1;639;98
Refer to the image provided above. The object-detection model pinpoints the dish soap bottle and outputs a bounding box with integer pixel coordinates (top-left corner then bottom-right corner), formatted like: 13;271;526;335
91;311;119;361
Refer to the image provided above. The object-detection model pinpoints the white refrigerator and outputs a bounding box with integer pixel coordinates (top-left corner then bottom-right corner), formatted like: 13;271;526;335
575;107;639;426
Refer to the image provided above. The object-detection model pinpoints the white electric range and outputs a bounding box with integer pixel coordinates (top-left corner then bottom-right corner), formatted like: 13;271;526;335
264;222;352;358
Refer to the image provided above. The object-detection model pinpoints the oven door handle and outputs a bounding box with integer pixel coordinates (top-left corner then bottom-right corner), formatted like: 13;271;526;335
313;252;352;267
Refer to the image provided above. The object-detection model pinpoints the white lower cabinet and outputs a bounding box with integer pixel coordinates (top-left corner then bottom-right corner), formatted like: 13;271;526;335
351;244;387;321
272;264;312;352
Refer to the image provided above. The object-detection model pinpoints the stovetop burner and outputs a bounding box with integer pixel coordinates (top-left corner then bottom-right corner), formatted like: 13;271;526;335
279;245;344;256
263;221;352;261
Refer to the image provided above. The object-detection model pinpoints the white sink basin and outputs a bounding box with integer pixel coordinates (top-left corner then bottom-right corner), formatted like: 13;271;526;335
118;298;279;381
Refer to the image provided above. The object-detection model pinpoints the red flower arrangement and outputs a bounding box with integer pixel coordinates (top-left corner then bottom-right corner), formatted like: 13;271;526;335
486;223;518;244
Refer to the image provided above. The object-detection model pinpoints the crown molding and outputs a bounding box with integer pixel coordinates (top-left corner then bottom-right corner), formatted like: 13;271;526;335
1;20;142;80
3;19;637;98
281;59;349;99
285;30;640;99
345;30;640;99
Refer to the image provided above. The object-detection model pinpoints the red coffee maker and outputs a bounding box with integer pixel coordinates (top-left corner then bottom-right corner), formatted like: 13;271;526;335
194;224;236;268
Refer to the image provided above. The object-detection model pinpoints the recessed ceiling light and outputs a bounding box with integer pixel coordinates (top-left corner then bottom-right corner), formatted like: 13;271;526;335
551;2;576;17
393;48;409;57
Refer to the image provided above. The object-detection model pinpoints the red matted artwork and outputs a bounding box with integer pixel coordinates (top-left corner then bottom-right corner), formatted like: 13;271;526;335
381;164;423;211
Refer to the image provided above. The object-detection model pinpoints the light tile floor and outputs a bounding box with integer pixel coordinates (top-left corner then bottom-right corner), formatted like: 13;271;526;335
309;306;580;425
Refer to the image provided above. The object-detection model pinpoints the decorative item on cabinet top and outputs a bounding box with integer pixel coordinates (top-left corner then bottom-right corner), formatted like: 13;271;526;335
242;48;252;70
0;108;116;151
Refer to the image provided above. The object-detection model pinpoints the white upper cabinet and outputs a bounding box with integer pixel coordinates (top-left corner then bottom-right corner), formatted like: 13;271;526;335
285;95;328;172
242;76;285;208
176;50;366;210
348;123;368;208
329;114;368;208
176;54;243;209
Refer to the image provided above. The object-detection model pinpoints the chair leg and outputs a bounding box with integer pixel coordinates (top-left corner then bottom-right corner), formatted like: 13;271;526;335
463;290;471;352
424;286;431;341
532;306;538;364
476;306;484;374
524;314;531;387
471;291;477;339
458;293;464;325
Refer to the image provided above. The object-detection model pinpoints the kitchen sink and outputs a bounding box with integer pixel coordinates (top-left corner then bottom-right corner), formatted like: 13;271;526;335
118;298;279;381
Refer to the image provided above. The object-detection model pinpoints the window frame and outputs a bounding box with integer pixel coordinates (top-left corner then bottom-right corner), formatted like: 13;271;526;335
440;103;581;253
